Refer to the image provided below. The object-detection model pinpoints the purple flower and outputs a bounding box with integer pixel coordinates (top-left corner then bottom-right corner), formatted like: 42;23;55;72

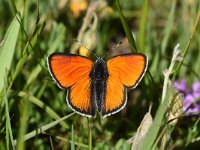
183;94;200;114
192;82;200;94
174;80;200;115
174;79;189;95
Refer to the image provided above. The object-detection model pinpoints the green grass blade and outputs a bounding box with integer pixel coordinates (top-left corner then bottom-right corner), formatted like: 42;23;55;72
0;12;21;92
16;96;29;150
18;91;69;129
139;98;169;150
115;0;137;52
50;134;88;149
88;119;92;150
7;20;45;92
89;126;92;150
7;0;18;16
139;45;181;150
0;143;6;150
13;113;75;145
25;23;65;89
6;116;9;150
71;125;75;150
138;0;148;52
185;118;200;146
172;12;200;80
161;0;176;54
4;78;15;149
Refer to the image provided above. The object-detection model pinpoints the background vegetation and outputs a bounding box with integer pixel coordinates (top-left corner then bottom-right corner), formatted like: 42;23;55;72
0;0;199;149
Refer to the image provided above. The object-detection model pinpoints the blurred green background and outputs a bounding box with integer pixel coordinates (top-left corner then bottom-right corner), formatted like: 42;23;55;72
0;0;199;149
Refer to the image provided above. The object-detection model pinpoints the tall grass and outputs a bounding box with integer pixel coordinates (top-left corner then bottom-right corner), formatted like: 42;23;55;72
0;0;199;149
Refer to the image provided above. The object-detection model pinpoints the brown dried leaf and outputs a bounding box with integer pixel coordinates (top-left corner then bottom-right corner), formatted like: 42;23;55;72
127;104;153;150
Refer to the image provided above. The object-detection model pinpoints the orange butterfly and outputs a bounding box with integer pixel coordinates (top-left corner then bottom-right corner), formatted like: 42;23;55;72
47;53;148;118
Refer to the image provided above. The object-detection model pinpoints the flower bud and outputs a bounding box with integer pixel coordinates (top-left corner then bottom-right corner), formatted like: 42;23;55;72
79;28;98;56
70;0;87;18
96;0;113;20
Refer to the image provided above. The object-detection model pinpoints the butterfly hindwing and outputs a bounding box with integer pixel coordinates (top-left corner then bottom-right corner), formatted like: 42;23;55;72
67;77;95;117
103;54;148;117
102;75;127;117
47;53;94;117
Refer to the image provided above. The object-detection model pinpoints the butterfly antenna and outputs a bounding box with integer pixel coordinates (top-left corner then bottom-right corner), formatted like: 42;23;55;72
73;39;98;58
103;41;123;59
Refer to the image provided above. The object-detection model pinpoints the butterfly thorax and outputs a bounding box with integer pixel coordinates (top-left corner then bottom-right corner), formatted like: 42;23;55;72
90;58;108;80
90;58;109;114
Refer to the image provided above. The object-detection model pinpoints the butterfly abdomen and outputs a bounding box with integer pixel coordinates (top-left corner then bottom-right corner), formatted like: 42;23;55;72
90;58;109;114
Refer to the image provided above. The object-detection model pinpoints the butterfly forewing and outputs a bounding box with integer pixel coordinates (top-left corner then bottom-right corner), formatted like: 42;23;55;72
107;54;147;88
103;54;148;117
48;53;94;116
48;53;93;88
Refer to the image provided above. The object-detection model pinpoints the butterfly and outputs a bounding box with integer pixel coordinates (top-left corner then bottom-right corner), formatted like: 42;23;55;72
47;52;148;118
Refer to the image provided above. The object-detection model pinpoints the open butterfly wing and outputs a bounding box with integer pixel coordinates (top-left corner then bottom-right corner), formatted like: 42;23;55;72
48;53;93;89
47;53;94;117
102;74;127;117
103;54;148;117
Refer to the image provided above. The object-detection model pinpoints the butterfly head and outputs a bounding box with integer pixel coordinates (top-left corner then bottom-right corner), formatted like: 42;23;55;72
90;57;109;81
